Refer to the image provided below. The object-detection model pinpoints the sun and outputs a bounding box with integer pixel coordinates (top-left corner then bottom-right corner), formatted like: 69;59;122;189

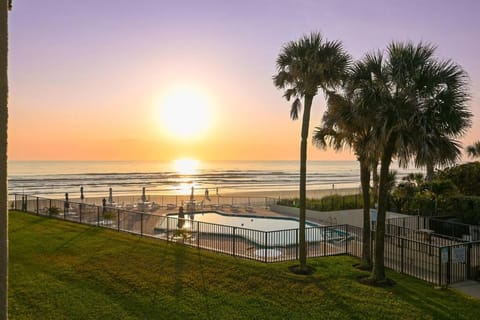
159;87;211;138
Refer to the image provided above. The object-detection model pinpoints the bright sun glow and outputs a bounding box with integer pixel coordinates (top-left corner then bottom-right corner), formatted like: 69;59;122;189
174;158;199;175
160;87;211;138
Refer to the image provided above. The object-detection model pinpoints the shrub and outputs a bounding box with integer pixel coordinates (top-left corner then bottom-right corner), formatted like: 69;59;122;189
437;162;480;196
103;211;115;221
276;194;364;211
437;196;480;224
47;206;60;216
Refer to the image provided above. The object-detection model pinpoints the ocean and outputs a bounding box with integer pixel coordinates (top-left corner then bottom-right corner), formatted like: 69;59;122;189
8;160;420;199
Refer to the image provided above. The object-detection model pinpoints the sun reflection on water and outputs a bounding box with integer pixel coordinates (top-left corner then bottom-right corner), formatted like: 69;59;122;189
174;159;200;195
174;158;199;175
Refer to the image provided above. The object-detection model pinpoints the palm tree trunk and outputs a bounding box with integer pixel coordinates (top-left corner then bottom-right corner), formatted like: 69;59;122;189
371;143;394;281
359;158;371;268
372;159;379;205
298;95;313;271
425;160;434;182
0;2;8;319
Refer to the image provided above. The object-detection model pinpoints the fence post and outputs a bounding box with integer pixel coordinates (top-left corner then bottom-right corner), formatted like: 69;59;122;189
167;217;170;242
14;193;17;210
401;238;405;274
324;226;327;255
438;247;442;286
264;232;268;263
466;243;472;279
97;206;100;226
36;197;39;215
233;227;236;257
196;221;200;248
345;225;348;254
447;247;451;285
117;209;120;232
79;203;82;223
140;213;144;237
296;229;299;260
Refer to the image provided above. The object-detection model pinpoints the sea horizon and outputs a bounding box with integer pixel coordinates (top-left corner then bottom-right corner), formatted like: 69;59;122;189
8;159;422;199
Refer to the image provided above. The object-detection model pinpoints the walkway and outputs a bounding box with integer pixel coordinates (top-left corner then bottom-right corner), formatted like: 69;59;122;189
451;281;480;299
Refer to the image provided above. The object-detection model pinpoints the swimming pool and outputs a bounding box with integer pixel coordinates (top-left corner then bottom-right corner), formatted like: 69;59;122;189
170;212;319;231
158;211;349;247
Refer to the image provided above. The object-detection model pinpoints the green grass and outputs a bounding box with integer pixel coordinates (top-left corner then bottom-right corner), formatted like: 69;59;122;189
9;211;480;319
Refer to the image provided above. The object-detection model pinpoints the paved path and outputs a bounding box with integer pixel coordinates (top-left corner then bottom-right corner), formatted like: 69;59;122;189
451;281;480;299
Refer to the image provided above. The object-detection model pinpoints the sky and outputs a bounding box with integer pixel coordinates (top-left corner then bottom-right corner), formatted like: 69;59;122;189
7;0;480;161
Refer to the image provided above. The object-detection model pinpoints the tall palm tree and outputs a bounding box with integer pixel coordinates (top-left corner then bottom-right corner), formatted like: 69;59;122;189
466;141;480;158
273;32;350;272
313;53;384;269
0;1;11;319
371;42;471;282
412;54;470;181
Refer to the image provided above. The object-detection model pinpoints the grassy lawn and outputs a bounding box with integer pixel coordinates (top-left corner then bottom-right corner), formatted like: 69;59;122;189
8;210;480;319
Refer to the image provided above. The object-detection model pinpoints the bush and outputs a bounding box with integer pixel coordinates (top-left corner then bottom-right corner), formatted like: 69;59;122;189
437;162;480;196
103;211;115;221
47;206;60;216
437;196;480;224
276;194;365;211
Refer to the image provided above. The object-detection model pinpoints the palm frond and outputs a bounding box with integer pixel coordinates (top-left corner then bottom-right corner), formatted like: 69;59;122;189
290;98;301;120
466;141;480;158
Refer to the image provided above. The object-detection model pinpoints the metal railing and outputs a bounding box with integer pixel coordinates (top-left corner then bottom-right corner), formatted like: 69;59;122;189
11;193;479;286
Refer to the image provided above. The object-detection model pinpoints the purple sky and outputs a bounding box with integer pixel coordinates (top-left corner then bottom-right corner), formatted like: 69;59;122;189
7;0;480;161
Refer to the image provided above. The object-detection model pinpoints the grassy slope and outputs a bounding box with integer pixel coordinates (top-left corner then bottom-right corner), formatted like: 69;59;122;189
9;211;480;320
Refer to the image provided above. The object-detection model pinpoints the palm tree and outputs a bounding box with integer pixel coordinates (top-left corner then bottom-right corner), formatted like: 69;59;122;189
313;53;384;269
412;54;470;181
0;2;11;319
466;141;480;158
273;32;350;272
371;42;471;282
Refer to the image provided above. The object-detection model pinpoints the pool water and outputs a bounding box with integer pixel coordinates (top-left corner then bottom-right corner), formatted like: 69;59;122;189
169;212;319;231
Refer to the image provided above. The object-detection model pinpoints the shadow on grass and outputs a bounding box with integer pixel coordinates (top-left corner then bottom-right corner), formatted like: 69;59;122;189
357;274;396;287
288;264;316;275
8;211;50;233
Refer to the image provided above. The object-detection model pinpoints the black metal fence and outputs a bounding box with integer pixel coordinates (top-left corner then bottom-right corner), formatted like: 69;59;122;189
387;215;480;241
157;216;360;263
11;194;358;263
11;193;479;286
383;215;480;285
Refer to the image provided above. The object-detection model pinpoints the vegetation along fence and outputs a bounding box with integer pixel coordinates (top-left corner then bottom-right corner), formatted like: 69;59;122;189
11;193;479;286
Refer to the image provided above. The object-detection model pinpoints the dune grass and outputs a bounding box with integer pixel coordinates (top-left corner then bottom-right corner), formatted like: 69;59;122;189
8;210;480;319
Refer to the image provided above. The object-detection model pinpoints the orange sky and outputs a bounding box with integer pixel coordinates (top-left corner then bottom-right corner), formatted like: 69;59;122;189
7;1;480;162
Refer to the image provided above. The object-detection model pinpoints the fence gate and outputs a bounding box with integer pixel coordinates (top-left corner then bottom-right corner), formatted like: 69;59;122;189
439;241;480;286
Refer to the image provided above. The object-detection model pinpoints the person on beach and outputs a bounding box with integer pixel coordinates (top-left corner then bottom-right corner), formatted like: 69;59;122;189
205;188;210;201
102;198;107;213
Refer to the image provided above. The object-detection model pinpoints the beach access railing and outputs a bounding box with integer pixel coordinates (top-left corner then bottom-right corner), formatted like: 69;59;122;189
11;193;480;286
